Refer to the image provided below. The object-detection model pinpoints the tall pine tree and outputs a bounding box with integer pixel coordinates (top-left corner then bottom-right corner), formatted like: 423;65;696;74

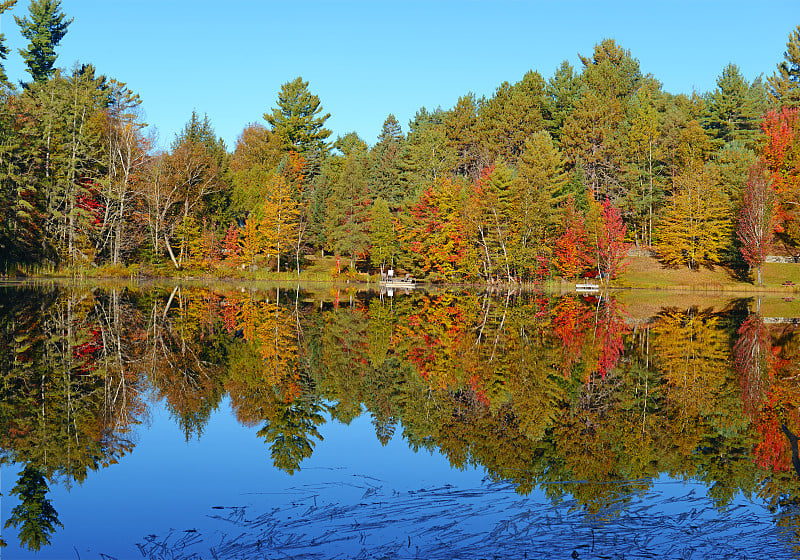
15;0;71;83
264;77;331;160
768;25;800;108
0;1;17;84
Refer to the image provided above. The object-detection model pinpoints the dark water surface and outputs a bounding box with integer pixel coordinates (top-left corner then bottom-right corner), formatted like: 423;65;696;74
1;283;799;558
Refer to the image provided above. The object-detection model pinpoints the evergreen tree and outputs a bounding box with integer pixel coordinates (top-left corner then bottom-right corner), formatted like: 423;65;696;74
377;113;403;144
511;131;569;275
5;464;62;551
325;153;371;268
704;63;766;150
768;24;800;108
264;77;331;158
398;107;456;199
562;39;643;200
478;70;547;163
370;115;405;204
444;94;483;178
173;111;231;223
370;197;395;270
15;0;71;83
0;1;17;84
622;81;664;246
332;131;367;157
545;60;581;140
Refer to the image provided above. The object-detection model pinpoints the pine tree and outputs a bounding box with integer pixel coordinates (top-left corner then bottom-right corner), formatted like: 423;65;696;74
444;93;483;178
0;1;17;84
370;197;394;270
545;60;580;140
768;25;800;108
623;83;663;246
478;70;547;163
264;77;331;158
398;107;456;198
325;153;371;269
510;131;569;277
704;63;766;149
5;464;62;551
370;115;405;204
562;39;642;200
15;0;72;83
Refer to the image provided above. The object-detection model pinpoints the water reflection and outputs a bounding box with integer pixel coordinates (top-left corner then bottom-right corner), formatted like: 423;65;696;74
1;284;800;554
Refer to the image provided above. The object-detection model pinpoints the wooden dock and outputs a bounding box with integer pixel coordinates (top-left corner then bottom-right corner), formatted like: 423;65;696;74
575;282;600;293
380;278;417;289
380;270;417;289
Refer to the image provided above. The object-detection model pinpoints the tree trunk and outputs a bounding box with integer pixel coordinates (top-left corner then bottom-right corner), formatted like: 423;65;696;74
164;232;180;269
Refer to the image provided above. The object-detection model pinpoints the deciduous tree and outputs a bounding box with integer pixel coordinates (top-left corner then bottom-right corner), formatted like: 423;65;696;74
596;199;630;283
553;198;592;279
738;162;778;285
656;162;731;269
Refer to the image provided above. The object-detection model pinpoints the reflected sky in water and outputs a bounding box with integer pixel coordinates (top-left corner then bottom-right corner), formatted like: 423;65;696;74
1;284;799;558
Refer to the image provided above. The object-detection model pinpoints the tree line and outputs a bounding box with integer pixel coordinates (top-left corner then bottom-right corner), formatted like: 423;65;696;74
1;1;800;283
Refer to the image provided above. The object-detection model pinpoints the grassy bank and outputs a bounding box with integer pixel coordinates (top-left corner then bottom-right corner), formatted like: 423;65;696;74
619;256;800;294
5;254;800;297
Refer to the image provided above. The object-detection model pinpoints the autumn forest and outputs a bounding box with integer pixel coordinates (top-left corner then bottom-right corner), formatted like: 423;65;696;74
1;2;800;284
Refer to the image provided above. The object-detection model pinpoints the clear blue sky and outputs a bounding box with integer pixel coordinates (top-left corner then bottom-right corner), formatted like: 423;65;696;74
1;1;798;150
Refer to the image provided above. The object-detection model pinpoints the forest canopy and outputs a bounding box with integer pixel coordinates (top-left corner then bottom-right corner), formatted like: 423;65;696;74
1;1;800;283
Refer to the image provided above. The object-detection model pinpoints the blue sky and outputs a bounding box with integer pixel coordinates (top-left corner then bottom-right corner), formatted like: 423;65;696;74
1;1;797;150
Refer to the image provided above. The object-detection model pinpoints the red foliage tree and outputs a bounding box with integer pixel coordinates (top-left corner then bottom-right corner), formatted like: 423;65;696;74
553;198;592;279
594;297;629;378
551;295;593;377
737;162;778;285
596;199;631;283
733;314;775;418
221;223;241;263
761;108;800;249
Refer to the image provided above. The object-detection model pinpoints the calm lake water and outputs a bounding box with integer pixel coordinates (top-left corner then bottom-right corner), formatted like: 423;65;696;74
1;283;799;559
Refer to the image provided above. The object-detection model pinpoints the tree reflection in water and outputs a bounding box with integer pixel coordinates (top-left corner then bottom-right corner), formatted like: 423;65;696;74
1;284;800;555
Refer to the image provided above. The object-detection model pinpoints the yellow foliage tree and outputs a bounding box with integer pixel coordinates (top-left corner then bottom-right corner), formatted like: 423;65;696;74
656;162;731;269
262;174;299;272
651;307;730;418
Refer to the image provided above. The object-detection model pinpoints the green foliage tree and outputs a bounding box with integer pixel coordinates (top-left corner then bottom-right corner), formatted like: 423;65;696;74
545;60;580;140
5;464;62;551
0;0;17;84
768;24;800;108
399;107;457;197
622;82;663;246
370;114;406;204
15;0;71;83
562;39;642;200
264;77;331;159
444;94;483;178
704;63;767;150
511;131;569;276
370;197;394;270
479;70;547;163
325;152;371;268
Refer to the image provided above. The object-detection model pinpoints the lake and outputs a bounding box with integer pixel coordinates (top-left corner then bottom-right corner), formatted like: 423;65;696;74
1;283;799;558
